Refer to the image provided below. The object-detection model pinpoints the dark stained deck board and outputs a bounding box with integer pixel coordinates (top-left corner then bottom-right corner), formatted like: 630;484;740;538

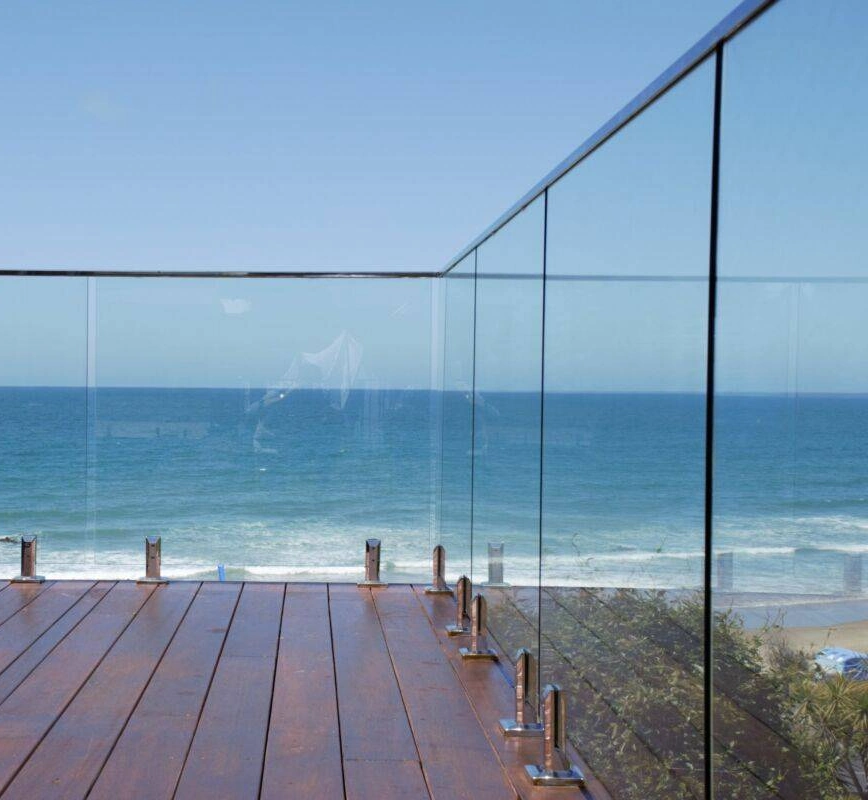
173;582;284;800
329;584;430;798
414;586;608;800
328;585;422;763
0;581;155;793
343;760;431;800
0;582;96;675
1;582;200;800
0;583;115;707
0;581;610;799
260;584;344;800
0;581;53;627
373;586;515;800
88;582;242;800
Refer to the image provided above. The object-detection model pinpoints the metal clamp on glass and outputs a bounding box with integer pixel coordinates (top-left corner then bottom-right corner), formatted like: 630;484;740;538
445;575;471;635
357;538;387;587
525;684;584;787
12;534;45;583
459;594;498;660
481;542;509;588
424;544;452;594
500;648;543;737
137;536;168;584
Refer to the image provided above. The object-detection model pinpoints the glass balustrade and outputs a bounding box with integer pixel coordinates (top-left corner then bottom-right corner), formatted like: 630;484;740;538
1;0;865;795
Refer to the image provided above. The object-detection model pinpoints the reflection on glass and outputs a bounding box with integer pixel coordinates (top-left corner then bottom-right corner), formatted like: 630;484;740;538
714;2;868;798
0;278;88;576
541;60;713;799
87;277;437;581
472;197;545;667
0;1;864;794
439;254;475;580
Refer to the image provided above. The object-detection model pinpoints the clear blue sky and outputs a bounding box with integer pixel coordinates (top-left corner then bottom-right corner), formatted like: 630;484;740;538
1;0;865;393
0;0;735;271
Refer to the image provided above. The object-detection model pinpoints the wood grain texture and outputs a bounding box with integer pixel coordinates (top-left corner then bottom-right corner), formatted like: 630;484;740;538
0;582;95;675
0;581;611;799
173;582;284;800
0;582;53;627
260;584;344;800
374;586;515;800
329;585;418;762
89;582;241;800
2;582;199;800
414;586;609;800
344;758;429;800
330;584;429;799
0;581;154;793
0;582;114;707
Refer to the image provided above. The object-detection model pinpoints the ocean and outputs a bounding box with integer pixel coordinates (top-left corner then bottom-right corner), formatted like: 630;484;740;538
1;387;866;594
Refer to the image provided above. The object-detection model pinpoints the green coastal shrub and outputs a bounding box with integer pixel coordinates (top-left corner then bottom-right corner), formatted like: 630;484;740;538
487;587;861;800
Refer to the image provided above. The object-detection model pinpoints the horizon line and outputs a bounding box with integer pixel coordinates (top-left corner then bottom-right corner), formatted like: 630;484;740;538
2;385;868;398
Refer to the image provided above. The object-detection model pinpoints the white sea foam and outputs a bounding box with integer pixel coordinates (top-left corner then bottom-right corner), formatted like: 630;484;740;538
793;515;868;532
2;524;864;593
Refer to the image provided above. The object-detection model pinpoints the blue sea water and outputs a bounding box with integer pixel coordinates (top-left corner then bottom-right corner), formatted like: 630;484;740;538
0;387;438;581
0;387;866;593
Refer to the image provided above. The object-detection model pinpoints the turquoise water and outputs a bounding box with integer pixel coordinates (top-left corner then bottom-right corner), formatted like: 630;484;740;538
0;387;865;591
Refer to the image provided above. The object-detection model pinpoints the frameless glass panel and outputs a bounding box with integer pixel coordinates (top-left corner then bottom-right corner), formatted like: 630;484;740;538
714;1;868;797
472;198;545;665
438;254;475;580
0;278;88;577
542;61;713;799
88;277;437;581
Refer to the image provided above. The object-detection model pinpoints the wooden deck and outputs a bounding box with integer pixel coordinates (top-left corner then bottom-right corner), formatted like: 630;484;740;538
0;580;606;800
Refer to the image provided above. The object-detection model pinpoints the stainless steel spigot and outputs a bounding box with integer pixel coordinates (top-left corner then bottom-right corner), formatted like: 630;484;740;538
525;684;584;786
12;535;45;583
445;575;471;635
459;594;497;660
424;544;452;594
357;537;387;587
137;536;168;584
499;648;543;736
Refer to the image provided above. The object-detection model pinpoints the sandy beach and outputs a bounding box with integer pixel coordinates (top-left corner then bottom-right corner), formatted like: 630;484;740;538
765;618;868;655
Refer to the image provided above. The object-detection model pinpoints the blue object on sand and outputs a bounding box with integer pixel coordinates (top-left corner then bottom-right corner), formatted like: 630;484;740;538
815;647;868;680
217;564;226;582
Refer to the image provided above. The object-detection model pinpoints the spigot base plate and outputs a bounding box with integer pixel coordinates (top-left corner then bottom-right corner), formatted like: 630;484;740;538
459;646;498;661
499;719;544;737
137;577;169;584
525;765;584;787
424;585;453;595
12;575;45;584
445;623;469;636
356;581;388;588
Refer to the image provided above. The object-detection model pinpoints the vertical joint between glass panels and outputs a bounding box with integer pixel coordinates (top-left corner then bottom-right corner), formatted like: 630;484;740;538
536;188;549;700
469;249;479;581
704;40;725;800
